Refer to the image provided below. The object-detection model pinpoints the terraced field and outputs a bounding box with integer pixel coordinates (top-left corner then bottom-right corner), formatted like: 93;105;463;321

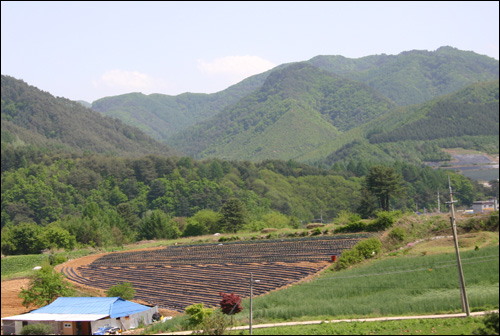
61;235;367;311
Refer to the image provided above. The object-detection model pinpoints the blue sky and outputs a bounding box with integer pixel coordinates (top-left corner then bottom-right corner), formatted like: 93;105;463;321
2;1;499;103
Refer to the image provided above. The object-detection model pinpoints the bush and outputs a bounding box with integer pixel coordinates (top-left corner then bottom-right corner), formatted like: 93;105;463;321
354;238;382;259
19;323;53;335
48;254;67;266
464;211;499;232
334;221;367;233
185;303;213;326
311;228;322;236
473;312;499;335
195;309;231;335
370;211;399;231
388;227;406;242
336;249;363;270
106;282;135;300
335;238;382;270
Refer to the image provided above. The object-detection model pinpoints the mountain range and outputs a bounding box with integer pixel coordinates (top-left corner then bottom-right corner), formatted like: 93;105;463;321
1;46;498;166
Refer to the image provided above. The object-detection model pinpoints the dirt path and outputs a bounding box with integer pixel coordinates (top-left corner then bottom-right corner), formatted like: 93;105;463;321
1;278;31;319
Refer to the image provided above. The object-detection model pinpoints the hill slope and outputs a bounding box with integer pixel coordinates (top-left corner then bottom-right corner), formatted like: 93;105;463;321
167;63;396;161
91;47;498;144
91;68;279;140
1;75;181;157
309;46;499;106
319;81;499;166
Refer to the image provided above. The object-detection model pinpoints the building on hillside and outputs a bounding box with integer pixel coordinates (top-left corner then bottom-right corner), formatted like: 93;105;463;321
1;297;158;335
472;198;498;213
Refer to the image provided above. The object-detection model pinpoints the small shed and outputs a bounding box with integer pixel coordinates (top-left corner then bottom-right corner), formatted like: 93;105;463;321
1;297;158;335
472;199;498;213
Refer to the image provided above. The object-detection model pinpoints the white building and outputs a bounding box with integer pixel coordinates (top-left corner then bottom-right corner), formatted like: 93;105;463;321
1;297;158;335
472;198;498;213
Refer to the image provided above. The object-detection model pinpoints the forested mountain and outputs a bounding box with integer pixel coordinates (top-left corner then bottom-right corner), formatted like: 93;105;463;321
91;67;282;140
91;47;498;143
166;63;396;161
1;75;180;158
309;46;499;106
320;81;500;166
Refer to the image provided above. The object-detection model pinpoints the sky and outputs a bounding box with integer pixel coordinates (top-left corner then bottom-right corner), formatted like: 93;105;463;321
1;1;499;103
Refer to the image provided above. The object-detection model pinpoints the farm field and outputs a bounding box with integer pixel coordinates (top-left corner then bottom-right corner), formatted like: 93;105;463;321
59;235;366;312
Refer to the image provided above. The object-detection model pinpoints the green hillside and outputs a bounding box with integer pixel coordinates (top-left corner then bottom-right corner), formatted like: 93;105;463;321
309;46;499;106
91;47;498;146
91;68;279;140
318;81;499;166
167;63;396;161
1;75;180;158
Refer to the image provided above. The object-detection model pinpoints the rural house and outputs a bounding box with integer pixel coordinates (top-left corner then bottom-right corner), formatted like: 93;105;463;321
1;297;158;335
472;198;498;213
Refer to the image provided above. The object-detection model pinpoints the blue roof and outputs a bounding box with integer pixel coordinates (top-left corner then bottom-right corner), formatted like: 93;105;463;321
30;297;151;318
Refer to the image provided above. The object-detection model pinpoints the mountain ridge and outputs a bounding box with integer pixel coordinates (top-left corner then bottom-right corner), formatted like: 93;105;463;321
1;75;181;158
167;62;397;161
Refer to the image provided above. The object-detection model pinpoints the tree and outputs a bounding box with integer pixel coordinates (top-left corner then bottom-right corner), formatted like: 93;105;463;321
219;292;243;315
106;282;136;300
196;309;231;335
19;263;75;309
365;166;404;211
139;209;180;240
8;222;44;255
185;303;213;326
218;198;247;233
39;224;76;251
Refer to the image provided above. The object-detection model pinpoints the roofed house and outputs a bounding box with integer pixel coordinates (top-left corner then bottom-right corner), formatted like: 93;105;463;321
1;297;158;335
472;198;498;213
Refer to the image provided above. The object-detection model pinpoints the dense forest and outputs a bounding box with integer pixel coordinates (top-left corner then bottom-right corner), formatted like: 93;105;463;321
2;144;495;255
1;75;179;157
166;63;397;161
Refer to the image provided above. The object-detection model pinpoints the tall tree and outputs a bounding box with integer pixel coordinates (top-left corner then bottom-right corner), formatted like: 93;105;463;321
365;165;405;212
218;198;248;233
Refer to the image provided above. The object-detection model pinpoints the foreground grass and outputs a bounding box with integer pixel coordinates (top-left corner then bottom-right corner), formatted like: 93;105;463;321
238;316;486;335
239;245;498;322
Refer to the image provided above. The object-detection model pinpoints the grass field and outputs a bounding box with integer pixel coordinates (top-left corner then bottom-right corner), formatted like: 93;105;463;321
238;316;487;335
241;244;498;322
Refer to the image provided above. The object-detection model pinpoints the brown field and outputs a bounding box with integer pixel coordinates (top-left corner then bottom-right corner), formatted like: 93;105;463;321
58;236;363;312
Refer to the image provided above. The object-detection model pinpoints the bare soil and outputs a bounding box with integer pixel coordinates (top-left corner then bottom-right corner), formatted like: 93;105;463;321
1;278;31;319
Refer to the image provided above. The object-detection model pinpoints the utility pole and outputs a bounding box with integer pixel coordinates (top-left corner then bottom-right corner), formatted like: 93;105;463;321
446;176;470;316
249;273;260;335
437;188;441;213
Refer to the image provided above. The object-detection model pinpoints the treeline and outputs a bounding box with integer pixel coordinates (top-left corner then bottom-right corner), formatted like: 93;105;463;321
369;101;499;143
1;145;494;255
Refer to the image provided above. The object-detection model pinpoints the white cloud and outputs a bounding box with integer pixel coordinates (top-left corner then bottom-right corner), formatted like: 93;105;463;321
197;55;276;78
92;69;173;94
